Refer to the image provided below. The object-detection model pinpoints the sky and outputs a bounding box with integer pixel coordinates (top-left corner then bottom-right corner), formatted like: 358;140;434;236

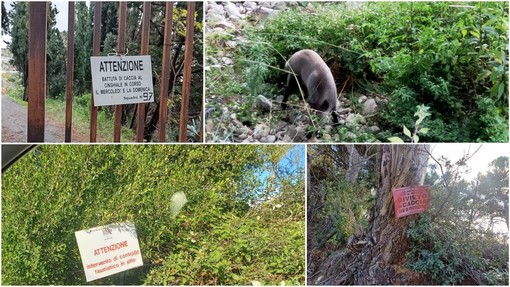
430;143;509;181
2;1;77;48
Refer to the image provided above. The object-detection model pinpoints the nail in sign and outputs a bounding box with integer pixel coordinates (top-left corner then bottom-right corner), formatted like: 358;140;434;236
392;185;430;218
75;222;143;282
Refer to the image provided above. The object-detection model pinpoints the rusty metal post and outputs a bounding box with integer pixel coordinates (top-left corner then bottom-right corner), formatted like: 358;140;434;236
114;1;127;142
90;1;102;142
178;1;195;142
27;2;47;142
65;2;75;142
158;2;174;142
135;2;151;142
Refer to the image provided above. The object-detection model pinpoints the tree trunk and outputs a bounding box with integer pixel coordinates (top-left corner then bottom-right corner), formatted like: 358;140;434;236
345;144;361;182
318;145;430;285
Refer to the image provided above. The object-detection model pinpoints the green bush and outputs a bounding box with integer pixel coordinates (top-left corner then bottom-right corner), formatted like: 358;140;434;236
2;145;305;285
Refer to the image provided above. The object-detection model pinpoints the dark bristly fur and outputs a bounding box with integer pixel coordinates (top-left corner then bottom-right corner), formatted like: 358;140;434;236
282;49;340;126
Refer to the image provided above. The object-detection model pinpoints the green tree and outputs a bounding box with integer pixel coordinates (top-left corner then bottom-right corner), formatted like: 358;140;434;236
46;27;66;98
8;1;29;100
74;1;92;96
476;156;509;230
1;1;8;35
8;2;66;100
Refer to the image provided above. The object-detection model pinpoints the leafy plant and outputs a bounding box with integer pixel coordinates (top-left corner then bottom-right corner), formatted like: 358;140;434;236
388;105;431;143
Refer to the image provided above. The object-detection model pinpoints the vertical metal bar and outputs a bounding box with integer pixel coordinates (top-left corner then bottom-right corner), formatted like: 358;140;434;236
178;1;195;142
158;1;174;142
27;2;47;142
135;2;151;142
114;1;127;142
90;1;102;142
65;2;75;142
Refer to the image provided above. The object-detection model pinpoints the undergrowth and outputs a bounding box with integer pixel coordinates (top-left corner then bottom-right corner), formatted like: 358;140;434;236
218;1;509;142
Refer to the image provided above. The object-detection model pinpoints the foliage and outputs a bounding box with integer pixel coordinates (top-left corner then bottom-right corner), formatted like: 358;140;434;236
2;145;305;285
388;105;431;143
73;1;92;96
231;2;508;142
307;145;378;250
407;155;509;285
7;2;67;100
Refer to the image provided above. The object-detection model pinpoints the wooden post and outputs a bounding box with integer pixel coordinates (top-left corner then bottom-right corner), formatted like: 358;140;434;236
65;2;75;142
27;2;47;142
114;1;127;142
135;2;151;142
158;1;174;142
178;1;195;142
90;1;102;142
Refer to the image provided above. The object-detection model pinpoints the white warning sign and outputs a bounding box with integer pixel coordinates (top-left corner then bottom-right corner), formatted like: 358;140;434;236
75;222;143;282
90;55;154;106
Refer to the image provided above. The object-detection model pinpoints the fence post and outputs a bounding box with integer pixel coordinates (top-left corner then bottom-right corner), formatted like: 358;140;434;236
114;1;127;142
158;2;174;142
27;2;47;142
178;1;195;142
90;1;102;142
135;2;151;142
65;2;75;142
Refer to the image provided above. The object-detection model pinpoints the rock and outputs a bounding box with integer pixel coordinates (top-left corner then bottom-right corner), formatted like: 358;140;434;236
257;95;272;111
230;113;237;121
253;124;270;139
337;107;352;114
256;7;279;18
225;1;245;19
358;95;368;103
235;126;250;136
225;40;237;49
273;1;290;10
221;107;229;119
214;20;236;31
266;135;276;143
232;119;244;128
238;133;248;140
368;125;381;134
243;1;258;10
322;133;332;140
282;134;293;143
345;113;361;127
288;125;307;141
242;137;254;143
222;57;233;65
361;98;378;115
211;27;229;37
275;131;286;140
208;2;225;16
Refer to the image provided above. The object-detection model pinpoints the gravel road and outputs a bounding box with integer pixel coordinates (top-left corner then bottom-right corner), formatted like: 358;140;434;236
2;94;89;143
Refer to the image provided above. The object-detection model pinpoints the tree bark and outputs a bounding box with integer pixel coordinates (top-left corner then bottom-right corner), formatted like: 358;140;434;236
318;145;430;285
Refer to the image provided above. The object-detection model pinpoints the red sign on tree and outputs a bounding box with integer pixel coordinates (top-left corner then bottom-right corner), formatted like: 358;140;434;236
392;185;430;218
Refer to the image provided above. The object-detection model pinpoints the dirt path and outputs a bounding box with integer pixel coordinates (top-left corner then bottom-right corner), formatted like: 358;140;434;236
2;94;90;143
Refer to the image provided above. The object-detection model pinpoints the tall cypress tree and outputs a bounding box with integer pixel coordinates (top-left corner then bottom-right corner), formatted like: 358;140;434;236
74;1;92;96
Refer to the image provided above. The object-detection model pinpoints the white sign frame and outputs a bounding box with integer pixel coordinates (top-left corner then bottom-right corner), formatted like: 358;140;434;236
75;221;143;282
90;55;155;106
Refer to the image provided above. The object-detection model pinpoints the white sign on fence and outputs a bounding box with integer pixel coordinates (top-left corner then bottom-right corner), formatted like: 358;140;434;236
90;55;154;106
75;222;143;282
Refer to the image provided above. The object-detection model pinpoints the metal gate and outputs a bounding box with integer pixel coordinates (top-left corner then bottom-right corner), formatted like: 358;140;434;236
27;1;200;143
